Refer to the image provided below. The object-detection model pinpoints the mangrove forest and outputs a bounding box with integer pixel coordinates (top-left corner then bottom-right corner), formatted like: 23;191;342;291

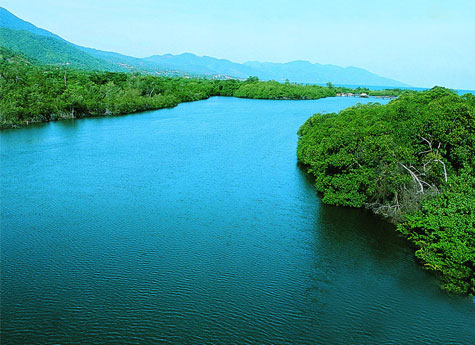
297;87;475;294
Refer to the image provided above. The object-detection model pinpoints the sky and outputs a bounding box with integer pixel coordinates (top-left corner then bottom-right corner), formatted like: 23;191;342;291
2;0;475;89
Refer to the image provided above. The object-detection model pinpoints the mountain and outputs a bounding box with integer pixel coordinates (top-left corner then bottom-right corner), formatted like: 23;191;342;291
142;54;407;86
0;7;61;39
0;28;124;71
0;8;186;75
0;7;408;87
242;61;406;86
143;53;255;78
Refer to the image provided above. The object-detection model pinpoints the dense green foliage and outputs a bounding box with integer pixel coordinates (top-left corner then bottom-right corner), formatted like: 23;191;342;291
334;86;405;97
0;47;222;127
398;172;475;294
0;28;122;71
0;44;406;128
0;48;355;128
297;87;475;294
235;79;335;99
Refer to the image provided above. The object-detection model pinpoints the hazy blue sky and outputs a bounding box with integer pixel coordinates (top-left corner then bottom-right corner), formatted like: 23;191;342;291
2;0;474;89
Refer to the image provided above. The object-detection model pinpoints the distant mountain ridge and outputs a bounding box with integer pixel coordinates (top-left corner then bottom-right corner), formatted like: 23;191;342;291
0;7;408;87
0;28;123;71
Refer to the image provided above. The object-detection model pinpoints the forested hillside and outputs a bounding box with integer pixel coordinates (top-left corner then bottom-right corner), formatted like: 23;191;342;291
0;48;347;128
297;88;475;294
0;28;122;71
0;7;408;86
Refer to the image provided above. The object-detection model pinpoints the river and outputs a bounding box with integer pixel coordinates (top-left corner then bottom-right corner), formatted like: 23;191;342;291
1;97;474;344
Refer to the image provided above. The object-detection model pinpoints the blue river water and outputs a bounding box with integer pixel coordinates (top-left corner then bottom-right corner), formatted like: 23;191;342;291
1;97;474;344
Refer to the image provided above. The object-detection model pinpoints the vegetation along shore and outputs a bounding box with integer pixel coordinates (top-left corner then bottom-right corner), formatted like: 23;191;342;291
297;87;475;294
0;47;402;129
1;46;473;296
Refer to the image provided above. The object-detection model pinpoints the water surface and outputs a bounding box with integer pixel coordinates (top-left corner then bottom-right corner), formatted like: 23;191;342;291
1;97;474;344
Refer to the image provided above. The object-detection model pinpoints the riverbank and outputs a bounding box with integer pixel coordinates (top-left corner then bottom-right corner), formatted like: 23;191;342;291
297;87;475;295
3;96;473;343
0;47;405;130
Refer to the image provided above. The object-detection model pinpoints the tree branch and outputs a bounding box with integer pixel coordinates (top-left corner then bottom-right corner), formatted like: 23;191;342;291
400;163;424;193
435;159;448;182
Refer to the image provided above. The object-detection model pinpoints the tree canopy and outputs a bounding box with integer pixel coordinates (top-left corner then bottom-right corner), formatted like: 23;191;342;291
0;47;406;129
297;87;475;294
